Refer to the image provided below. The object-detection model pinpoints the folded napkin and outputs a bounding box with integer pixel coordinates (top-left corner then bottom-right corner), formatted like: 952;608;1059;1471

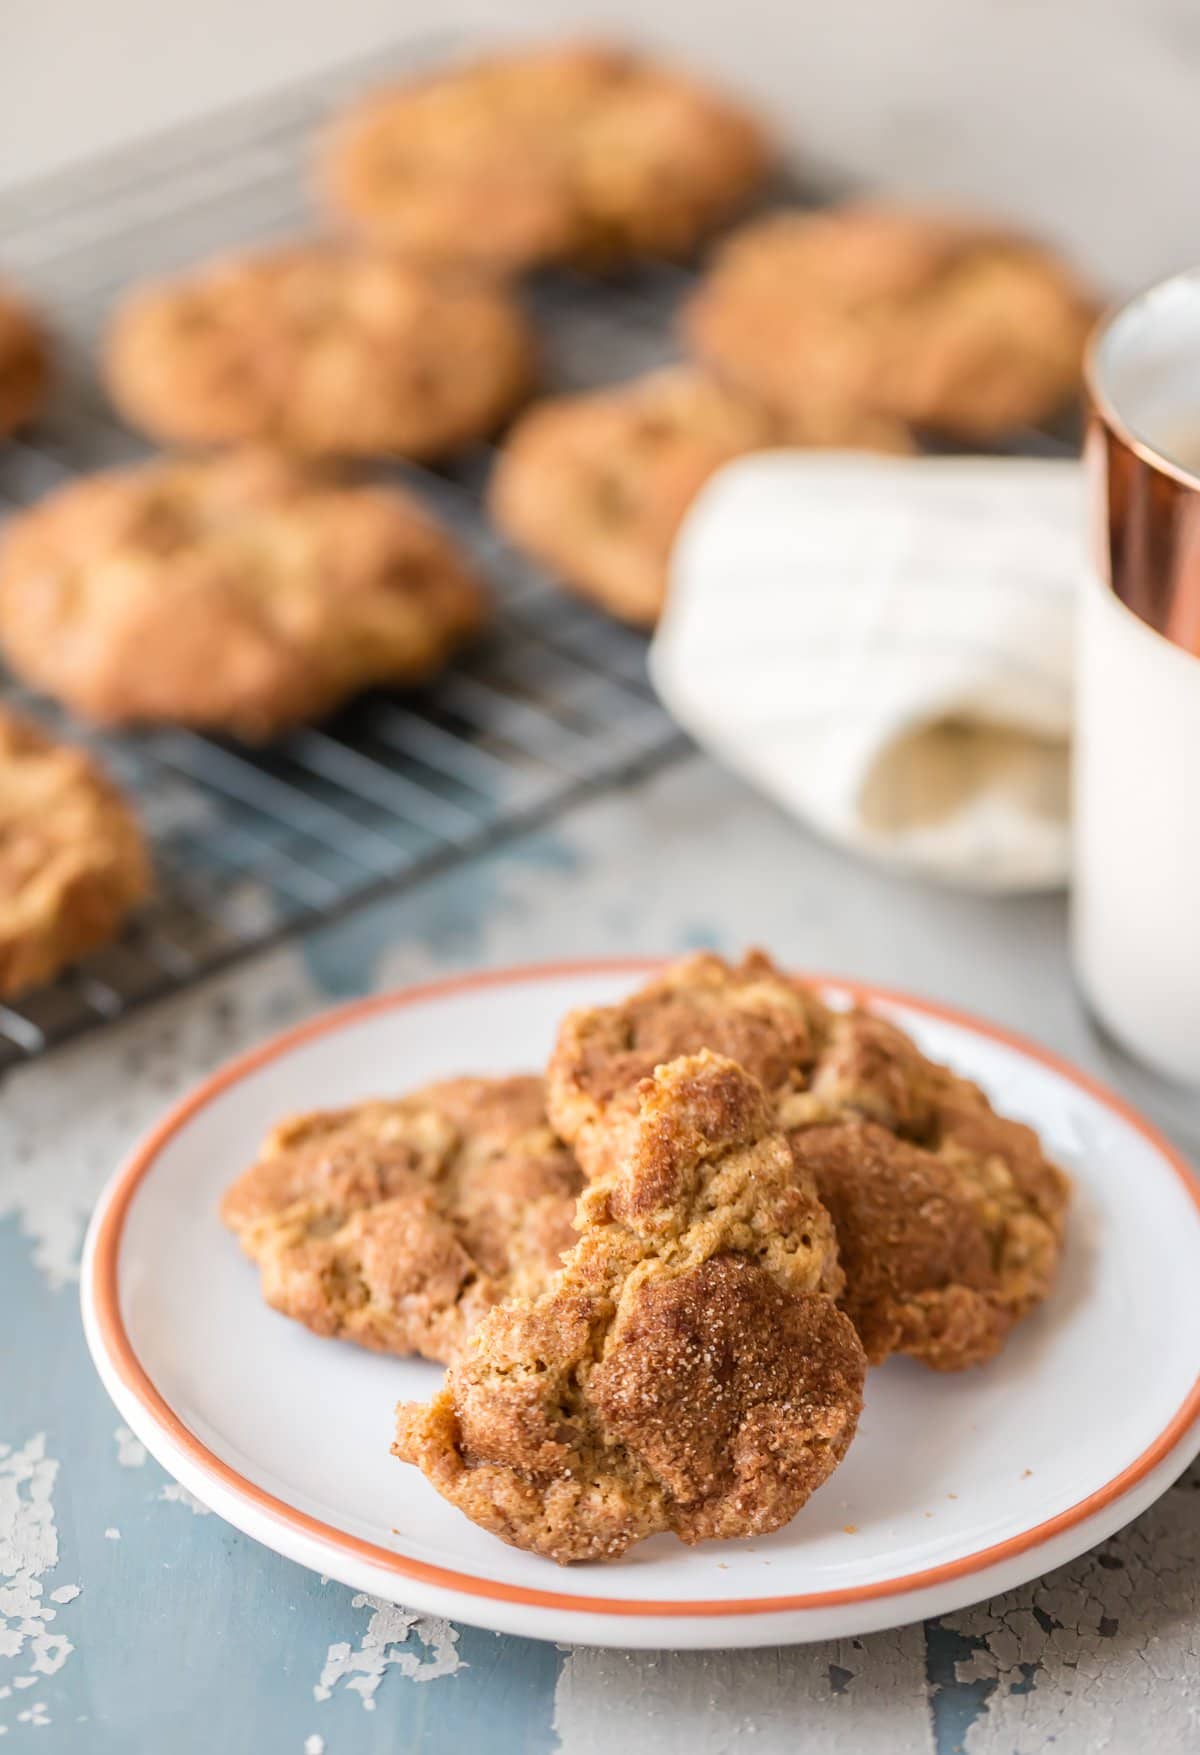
650;453;1084;892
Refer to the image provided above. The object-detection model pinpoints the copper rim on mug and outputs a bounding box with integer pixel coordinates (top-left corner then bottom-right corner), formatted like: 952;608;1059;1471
1075;268;1200;1092
1086;268;1200;655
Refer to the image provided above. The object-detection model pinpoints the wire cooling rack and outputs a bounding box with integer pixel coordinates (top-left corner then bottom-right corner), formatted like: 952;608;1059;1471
0;37;703;1072
0;37;1081;1074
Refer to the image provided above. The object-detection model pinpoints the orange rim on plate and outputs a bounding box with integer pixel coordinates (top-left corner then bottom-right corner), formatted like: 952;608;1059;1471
88;958;1200;1619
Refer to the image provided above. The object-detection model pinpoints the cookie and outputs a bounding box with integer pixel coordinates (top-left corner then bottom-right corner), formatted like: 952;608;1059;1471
105;246;535;458
0;285;50;437
221;1076;582;1363
395;1051;865;1562
0;449;487;739
547;951;1070;1370
489;367;912;626
321;42;772;273
0;708;150;998
684;205;1098;438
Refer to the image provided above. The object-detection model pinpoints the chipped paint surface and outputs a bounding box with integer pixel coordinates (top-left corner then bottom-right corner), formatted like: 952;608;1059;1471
314;1596;462;1711
942;1465;1200;1753
553;1627;933;1753
113;1427;146;1469
157;1484;211;1517
0;1436;79;1738
0;758;1196;1750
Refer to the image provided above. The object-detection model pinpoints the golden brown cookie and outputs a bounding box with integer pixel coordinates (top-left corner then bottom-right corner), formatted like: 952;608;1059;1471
0;285;50;437
547;951;1070;1370
105;246;535;458
489;367;912;626
0;708;150;998
222;1075;582;1363
395;1051;864;1562
684;205;1098;438
0;449;487;739
321;42;772;273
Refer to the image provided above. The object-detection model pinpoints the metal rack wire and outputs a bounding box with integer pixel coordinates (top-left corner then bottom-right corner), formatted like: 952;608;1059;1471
0;38;697;1073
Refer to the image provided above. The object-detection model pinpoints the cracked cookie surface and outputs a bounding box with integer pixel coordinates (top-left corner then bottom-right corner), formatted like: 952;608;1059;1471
0;448;486;739
548;951;1070;1369
684;204;1097;438
221;1075;582;1363
105;245;535;457
395;1051;863;1563
321;42;772;273
0;708;150;998
489;366;911;627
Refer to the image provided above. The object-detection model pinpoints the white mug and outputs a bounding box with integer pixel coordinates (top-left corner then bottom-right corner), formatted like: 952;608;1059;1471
1075;270;1200;1086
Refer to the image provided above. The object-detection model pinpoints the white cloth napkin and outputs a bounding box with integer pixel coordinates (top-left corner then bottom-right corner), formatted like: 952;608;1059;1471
650;452;1085;893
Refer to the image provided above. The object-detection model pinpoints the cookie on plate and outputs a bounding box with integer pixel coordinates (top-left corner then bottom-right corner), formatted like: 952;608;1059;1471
321;42;772;273
0;449;487;739
0;284;50;437
684;205;1098;438
547;951;1071;1370
0;708;150;998
105;245;535;458
222;1076;582;1364
489;366;912;626
395;1051;864;1562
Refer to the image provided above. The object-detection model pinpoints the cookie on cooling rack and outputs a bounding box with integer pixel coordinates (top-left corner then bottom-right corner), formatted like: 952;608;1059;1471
683;204;1098;439
0;708;150;999
395;1050;864;1563
104;245;536;458
547;950;1071;1371
320;41;773;273
0;448;487;740
489;366;912;627
0;284;50;438
222;1075;583;1364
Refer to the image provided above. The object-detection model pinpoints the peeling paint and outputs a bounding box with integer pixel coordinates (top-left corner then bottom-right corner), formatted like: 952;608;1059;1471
158;1484;211;1517
0;1436;79;1738
553;1629;933;1754
314;1596;461;1711
114;1427;146;1469
940;1464;1200;1753
925;1619;997;1753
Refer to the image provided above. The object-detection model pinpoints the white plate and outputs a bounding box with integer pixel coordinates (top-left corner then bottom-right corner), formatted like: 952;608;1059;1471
81;960;1200;1650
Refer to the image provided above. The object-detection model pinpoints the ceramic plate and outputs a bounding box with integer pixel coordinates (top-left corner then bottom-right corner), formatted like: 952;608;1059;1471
81;960;1200;1650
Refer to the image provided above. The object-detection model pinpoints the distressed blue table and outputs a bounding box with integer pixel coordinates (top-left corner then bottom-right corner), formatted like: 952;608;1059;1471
3;756;1197;1754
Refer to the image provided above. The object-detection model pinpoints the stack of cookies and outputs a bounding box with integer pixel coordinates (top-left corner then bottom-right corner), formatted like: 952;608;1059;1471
222;950;1070;1564
0;38;1098;997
